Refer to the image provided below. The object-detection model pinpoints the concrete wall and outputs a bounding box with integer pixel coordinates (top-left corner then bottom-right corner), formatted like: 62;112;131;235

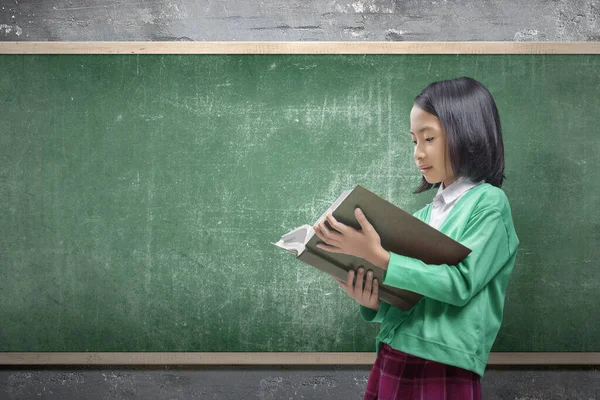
1;0;599;42
2;366;600;399
1;0;599;398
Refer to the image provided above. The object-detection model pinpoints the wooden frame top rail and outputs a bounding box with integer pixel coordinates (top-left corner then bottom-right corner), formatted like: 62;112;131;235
2;352;600;365
0;41;599;54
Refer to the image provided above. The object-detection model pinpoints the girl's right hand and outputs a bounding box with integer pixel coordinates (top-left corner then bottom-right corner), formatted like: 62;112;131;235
333;267;381;311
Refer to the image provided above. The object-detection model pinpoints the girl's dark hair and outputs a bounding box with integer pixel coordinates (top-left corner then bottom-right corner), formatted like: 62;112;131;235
413;77;505;194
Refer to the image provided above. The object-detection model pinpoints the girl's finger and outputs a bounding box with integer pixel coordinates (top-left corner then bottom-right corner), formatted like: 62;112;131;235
364;270;373;296
333;277;348;290
318;221;330;235
318;221;342;241
313;225;324;240
354;267;365;294
346;270;355;294
354;208;374;233
370;278;379;303
325;213;349;234
341;272;354;297
315;225;342;248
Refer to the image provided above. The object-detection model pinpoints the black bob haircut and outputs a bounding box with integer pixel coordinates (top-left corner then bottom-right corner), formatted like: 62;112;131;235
413;77;505;194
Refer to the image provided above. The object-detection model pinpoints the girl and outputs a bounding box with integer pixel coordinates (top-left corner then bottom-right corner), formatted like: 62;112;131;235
314;77;519;400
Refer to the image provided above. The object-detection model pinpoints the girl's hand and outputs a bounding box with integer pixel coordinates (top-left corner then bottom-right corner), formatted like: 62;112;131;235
313;208;387;267
334;268;380;310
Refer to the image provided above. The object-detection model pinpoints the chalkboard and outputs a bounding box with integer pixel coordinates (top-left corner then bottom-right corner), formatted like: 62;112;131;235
1;53;598;353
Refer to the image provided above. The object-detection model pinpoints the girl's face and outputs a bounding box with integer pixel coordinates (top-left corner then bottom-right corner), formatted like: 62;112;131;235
409;105;456;188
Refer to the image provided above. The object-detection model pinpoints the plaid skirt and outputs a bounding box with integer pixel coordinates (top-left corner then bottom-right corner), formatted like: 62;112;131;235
364;343;481;400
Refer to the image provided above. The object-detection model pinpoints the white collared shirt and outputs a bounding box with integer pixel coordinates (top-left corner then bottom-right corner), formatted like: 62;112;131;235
429;177;484;230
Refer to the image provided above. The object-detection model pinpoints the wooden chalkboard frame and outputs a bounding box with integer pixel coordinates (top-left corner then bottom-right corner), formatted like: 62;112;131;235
1;41;599;365
0;41;599;54
1;352;600;365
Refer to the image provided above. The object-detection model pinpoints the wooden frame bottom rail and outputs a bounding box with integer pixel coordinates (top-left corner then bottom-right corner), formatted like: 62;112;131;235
1;353;600;365
1;41;600;55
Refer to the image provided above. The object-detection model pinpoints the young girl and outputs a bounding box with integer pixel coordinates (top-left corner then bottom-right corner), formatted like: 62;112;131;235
313;77;519;400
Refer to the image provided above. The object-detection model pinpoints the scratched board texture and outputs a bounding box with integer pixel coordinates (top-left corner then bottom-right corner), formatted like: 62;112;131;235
0;54;599;352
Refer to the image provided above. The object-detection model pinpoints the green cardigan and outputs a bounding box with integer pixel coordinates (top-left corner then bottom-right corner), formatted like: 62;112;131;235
360;183;519;377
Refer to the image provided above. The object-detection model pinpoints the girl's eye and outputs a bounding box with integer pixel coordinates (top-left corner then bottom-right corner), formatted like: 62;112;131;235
412;141;417;145
425;137;434;142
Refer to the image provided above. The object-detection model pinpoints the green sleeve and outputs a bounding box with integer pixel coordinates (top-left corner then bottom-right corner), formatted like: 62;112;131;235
359;301;390;323
383;208;511;307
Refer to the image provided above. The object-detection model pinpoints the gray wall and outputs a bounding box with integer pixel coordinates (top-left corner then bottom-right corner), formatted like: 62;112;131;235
1;0;599;41
1;0;599;399
2;366;600;399
1;366;599;399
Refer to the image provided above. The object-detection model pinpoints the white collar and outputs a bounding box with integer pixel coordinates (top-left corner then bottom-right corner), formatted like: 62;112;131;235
434;177;483;205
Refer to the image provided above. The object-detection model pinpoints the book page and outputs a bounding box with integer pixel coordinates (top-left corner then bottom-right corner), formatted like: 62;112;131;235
271;224;314;255
314;189;352;224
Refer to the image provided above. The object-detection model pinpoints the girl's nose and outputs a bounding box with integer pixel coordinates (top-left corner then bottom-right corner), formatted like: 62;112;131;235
414;144;425;160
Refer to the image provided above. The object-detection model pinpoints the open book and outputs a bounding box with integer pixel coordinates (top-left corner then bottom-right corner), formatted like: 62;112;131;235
272;185;471;310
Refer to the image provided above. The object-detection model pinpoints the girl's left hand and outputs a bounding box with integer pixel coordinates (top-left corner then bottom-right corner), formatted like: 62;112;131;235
313;208;383;264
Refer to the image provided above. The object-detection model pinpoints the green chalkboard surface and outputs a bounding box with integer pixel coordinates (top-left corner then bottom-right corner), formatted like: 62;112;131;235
1;54;598;352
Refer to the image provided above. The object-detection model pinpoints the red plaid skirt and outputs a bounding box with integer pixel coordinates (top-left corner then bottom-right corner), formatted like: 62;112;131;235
364;344;481;400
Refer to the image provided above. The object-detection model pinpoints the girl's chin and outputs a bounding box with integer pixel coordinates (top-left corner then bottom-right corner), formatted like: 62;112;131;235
423;176;441;184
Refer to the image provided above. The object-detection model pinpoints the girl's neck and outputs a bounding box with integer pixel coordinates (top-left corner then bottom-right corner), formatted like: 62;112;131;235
441;177;458;190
